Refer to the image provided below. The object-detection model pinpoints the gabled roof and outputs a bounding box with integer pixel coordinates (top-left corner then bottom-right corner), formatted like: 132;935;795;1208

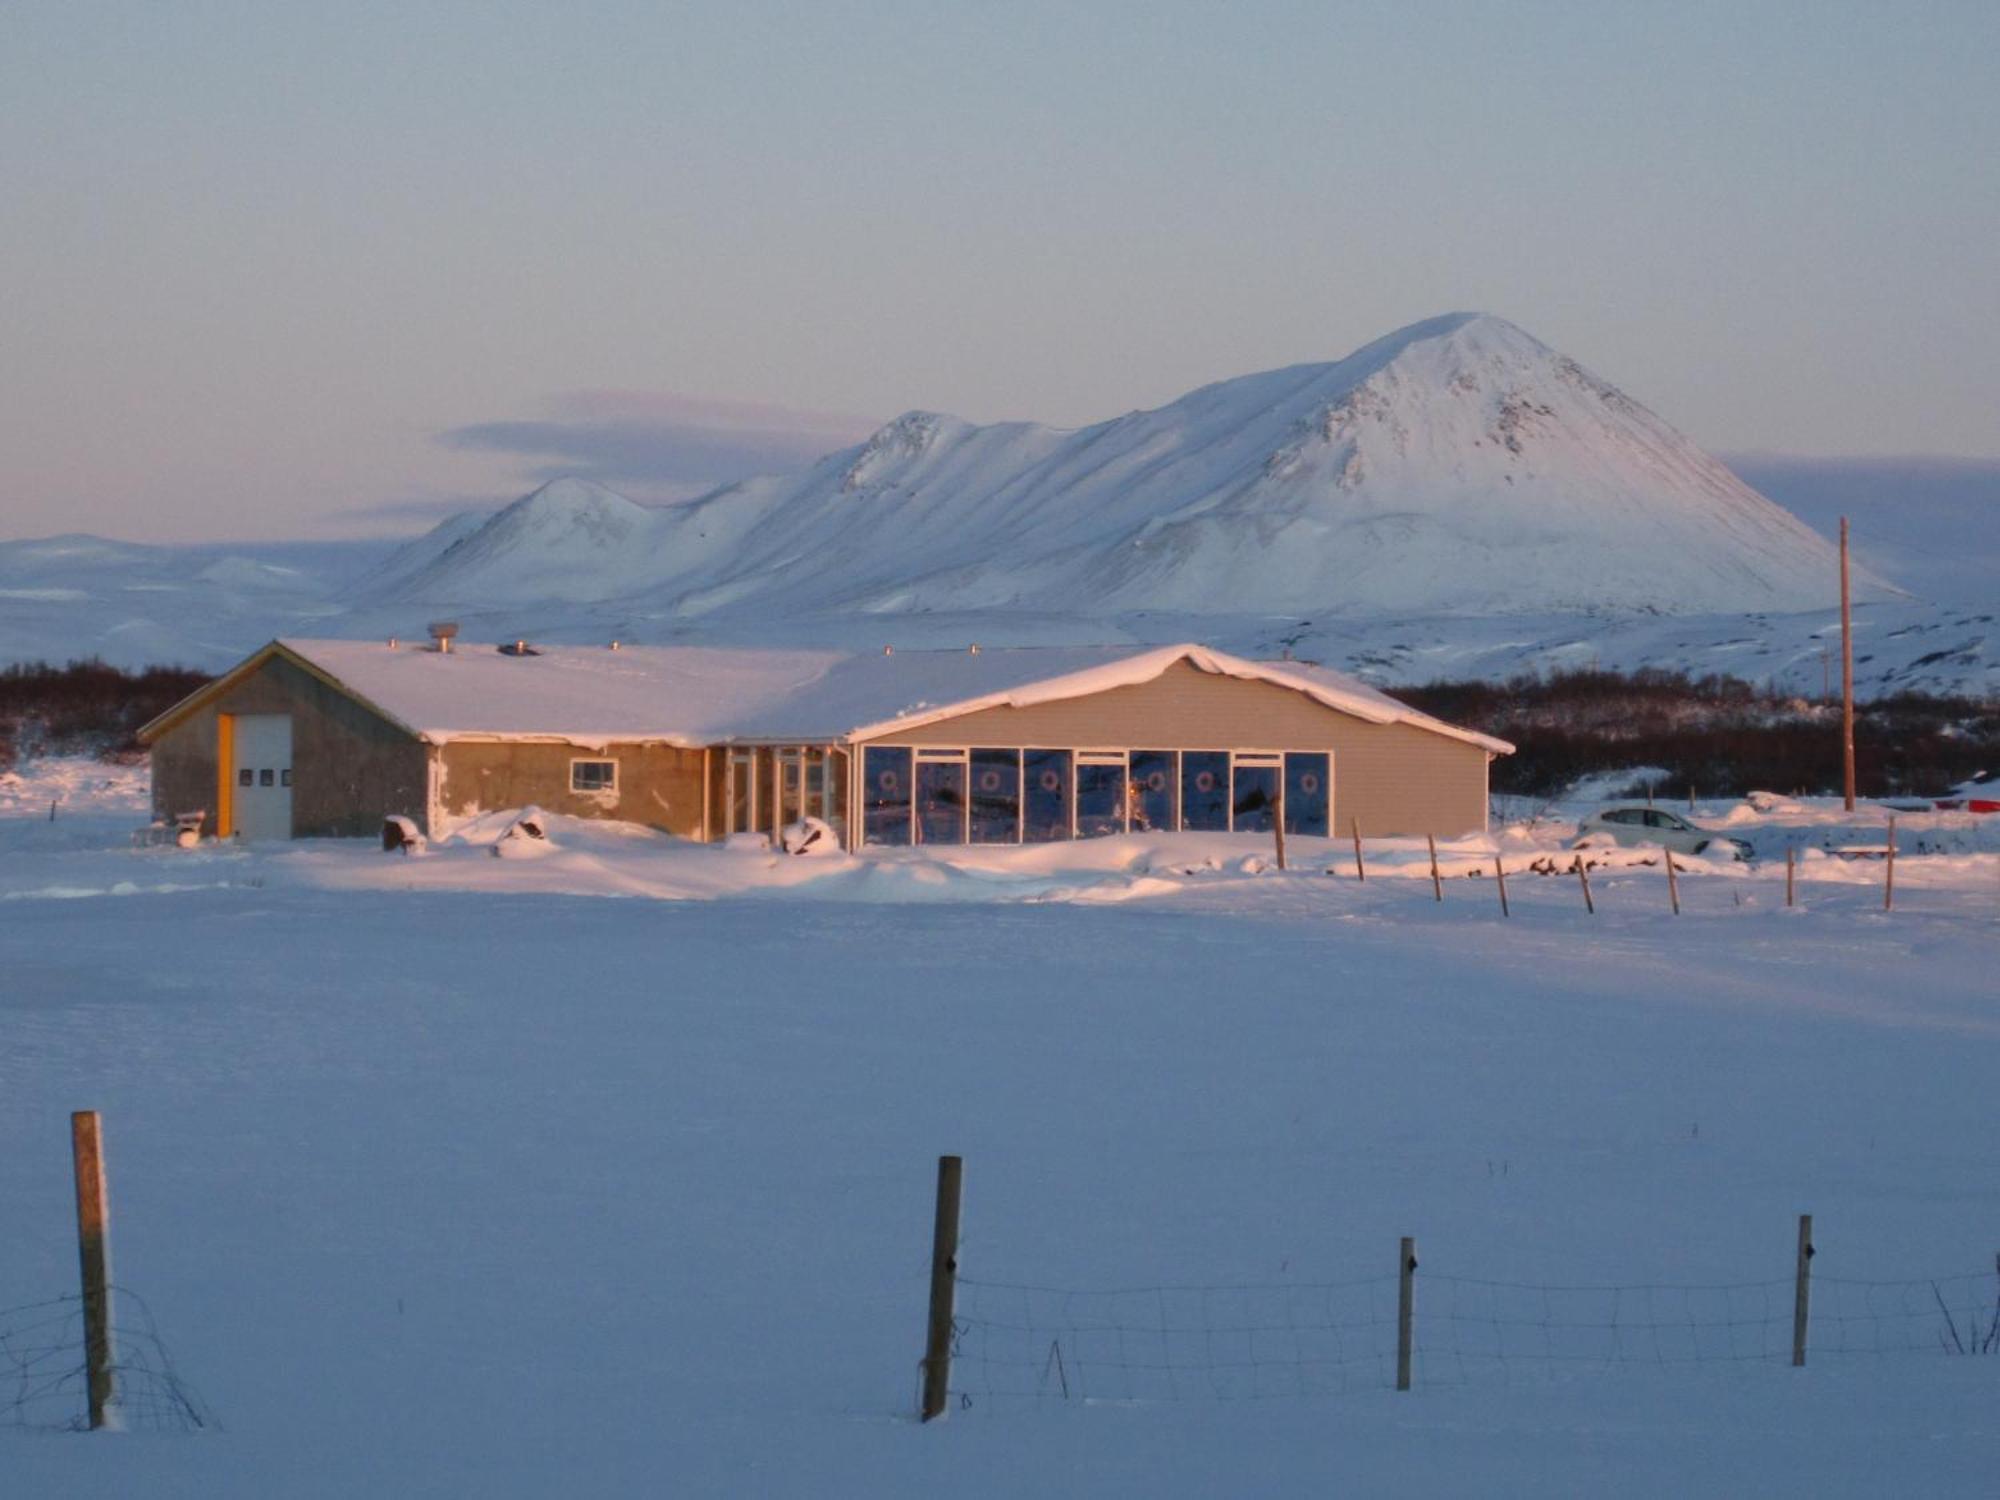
139;638;1513;754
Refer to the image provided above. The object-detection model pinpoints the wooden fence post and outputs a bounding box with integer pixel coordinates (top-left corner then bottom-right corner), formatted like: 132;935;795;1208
1883;817;1896;912
1426;835;1442;903
1494;858;1510;918
1573;855;1595;915
1664;850;1681;916
1273;808;1288;872
920;1154;964;1422
1792;1213;1814;1368
70;1110;115;1430
1396;1236;1416;1391
1785;846;1795;908
1350;818;1365;882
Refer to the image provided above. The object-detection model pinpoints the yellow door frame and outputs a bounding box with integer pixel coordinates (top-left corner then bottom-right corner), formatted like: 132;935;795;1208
215;713;235;837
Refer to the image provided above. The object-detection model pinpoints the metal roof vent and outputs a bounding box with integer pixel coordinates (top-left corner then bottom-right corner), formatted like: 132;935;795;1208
608;639;621;651
498;639;540;657
969;643;981;655
428;621;459;654
882;644;894;656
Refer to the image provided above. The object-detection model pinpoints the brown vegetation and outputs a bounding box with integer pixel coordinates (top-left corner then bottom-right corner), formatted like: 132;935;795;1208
0;661;211;770
1398;667;2000;800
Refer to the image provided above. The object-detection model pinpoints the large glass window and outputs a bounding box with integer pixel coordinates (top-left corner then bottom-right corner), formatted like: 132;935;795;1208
1076;756;1127;839
915;757;967;845
1232;759;1279;833
1181;751;1230;831
1022;749;1072;842
863;746;913;846
1284;752;1330;837
728;750;754;833
969;749;1021;843
1129;751;1176;833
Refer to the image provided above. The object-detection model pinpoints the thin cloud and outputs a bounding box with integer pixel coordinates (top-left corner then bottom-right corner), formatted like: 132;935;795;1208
436;391;881;494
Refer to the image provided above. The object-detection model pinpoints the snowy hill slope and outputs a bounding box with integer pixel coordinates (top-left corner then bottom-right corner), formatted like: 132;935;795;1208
366;314;1891;618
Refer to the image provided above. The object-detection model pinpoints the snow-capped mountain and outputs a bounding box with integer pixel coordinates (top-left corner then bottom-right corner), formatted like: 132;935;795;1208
366;314;1889;619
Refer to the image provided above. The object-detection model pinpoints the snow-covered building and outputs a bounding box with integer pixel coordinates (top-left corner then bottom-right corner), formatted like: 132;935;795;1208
139;638;1512;847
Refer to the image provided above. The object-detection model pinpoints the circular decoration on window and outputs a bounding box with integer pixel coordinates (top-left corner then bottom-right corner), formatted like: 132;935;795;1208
1144;770;1168;793
1298;772;1321;795
1038;769;1062;793
1194;770;1216;793
976;768;1003;793
876;770;902;792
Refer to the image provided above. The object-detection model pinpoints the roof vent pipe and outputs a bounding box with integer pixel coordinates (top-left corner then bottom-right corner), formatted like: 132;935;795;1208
387;637;398;650
428;621;459;654
969;643;981;655
609;639;621;651
883;644;894;656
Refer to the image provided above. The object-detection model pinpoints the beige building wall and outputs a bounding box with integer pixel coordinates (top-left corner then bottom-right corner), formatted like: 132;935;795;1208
149;652;429;839
859;659;1492;836
436;741;707;836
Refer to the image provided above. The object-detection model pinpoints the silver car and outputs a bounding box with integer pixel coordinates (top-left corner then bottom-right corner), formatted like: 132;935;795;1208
1575;806;1753;860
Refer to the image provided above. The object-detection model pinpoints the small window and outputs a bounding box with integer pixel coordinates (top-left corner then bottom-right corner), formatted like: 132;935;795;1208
281;769;293;787
259;768;274;787
570;759;617;792
238;768;253;787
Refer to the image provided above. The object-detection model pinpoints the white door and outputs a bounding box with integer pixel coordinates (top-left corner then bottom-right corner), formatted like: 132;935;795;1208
231;714;293;840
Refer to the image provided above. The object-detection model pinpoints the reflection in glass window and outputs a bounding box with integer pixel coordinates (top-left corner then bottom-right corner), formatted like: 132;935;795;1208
1022;749;1072;842
1284;752;1330;836
863;746;913;846
915;759;967;845
1232;762;1278;832
1181;751;1229;831
1129;751;1175;832
969;749;1021;843
1076;758;1127;839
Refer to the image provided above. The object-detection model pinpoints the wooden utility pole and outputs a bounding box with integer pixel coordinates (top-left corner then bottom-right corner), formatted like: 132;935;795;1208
1664;850;1681;916
1273;803;1288;872
1792;1213;1814;1367
1785;846;1796;908
1396;1236;1416;1391
1350;818;1365;882
1493;858;1510;918
920;1155;964;1422
70;1110;115;1430
1840;518;1856;812
1426;835;1442;902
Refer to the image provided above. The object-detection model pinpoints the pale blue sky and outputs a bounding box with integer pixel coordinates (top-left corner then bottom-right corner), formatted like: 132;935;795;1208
3;1;1996;540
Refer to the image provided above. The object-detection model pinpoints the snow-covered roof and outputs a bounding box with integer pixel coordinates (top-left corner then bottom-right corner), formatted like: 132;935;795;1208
149;638;1512;754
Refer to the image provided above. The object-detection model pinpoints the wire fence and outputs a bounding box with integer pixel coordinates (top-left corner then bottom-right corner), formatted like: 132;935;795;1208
945;1262;2000;1411
1;1286;216;1433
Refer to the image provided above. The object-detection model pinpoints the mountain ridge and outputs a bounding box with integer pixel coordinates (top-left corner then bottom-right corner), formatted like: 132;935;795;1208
363;313;1889;619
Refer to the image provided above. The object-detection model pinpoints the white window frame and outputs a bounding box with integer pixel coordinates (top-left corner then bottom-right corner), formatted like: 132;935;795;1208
913;748;970;845
569;757;618;794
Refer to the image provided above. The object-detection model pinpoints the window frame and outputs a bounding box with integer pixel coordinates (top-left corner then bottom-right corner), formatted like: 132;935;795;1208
568;757;619;794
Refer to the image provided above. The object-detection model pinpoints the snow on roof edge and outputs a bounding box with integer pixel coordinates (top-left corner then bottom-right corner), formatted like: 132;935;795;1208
844;643;1515;754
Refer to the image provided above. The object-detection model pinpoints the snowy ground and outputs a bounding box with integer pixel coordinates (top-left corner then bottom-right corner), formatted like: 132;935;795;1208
3;759;1998;1495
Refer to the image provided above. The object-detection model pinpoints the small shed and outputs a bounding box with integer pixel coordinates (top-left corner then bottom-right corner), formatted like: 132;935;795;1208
138;638;1511;846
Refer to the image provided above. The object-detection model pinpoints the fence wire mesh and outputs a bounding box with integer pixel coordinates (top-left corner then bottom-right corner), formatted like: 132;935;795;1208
946;1262;2000;1411
2;1286;217;1433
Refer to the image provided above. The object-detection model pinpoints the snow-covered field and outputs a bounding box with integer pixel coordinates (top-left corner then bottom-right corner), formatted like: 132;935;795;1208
3;759;1997;1495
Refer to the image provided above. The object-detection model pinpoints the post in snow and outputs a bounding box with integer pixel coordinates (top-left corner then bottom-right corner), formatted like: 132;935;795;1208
920;1155;964;1422
71;1110;117;1430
